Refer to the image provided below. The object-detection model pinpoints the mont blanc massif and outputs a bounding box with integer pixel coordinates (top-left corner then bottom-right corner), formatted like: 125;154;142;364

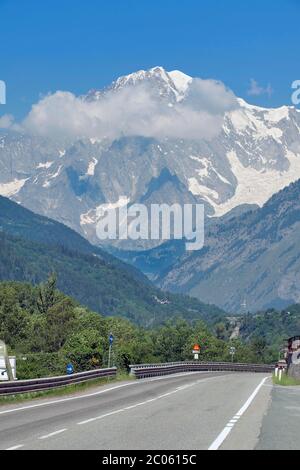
1;66;300;313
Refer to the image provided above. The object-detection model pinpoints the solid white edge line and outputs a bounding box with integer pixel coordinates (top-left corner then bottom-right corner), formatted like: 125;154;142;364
235;376;270;416
209;427;232;450
6;444;24;450
208;376;270;451
38;428;67;440
0;371;215;416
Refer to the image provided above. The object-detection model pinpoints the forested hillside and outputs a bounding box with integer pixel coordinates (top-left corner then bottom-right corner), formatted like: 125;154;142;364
0;279;275;379
0;196;225;326
239;305;300;351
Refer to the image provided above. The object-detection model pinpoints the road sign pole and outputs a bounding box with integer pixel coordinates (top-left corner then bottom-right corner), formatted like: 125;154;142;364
230;346;236;363
108;344;112;369
107;333;114;369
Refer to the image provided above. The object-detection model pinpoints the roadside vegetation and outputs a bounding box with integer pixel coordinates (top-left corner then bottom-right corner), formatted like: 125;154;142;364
273;373;300;386
0;276;278;381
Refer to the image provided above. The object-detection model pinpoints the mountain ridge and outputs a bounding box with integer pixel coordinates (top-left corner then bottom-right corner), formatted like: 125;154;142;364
158;179;300;312
0;195;226;325
1;66;299;250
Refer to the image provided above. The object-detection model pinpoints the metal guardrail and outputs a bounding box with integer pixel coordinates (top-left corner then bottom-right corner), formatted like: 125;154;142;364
130;361;274;379
0;367;117;396
0;362;274;394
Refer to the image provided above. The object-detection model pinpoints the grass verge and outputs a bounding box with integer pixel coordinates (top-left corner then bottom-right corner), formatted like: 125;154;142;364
272;372;300;386
0;372;133;406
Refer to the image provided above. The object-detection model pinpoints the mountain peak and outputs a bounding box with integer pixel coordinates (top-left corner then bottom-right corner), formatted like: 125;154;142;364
168;70;193;94
112;65;169;86
85;67;193;104
105;66;192;102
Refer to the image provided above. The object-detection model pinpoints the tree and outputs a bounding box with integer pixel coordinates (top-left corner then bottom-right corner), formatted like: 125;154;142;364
0;297;30;350
215;322;227;340
62;328;104;370
250;336;267;363
45;298;77;351
151;319;193;362
37;273;57;315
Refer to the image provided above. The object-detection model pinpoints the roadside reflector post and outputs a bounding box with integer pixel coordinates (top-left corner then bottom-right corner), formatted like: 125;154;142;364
275;367;278;378
279;367;282;381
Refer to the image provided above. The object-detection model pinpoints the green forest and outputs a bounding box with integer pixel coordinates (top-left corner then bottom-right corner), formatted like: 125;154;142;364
0;275;282;380
0;195;225;327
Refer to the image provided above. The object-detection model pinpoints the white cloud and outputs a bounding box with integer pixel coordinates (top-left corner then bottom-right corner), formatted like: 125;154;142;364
247;79;273;97
0;114;15;129
19;77;238;143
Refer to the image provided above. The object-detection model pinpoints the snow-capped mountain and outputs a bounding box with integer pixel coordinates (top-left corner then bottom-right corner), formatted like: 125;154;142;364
85;66;192;103
0;66;300;248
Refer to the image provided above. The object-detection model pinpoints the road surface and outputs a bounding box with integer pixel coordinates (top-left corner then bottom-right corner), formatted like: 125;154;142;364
0;371;273;450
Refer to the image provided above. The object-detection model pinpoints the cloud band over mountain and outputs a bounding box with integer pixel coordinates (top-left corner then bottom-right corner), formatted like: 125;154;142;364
1;72;238;143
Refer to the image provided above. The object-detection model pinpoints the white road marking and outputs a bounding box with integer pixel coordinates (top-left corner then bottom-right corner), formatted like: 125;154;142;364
0;382;136;416
208;376;270;450
6;444;24;450
77;377;221;426
0;372;221;417
77;389;184;424
78;409;128;425
209;426;232;449
235;377;270;417
39;428;67;440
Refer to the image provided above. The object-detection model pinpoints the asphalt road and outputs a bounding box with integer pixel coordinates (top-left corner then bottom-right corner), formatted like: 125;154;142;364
0;372;273;450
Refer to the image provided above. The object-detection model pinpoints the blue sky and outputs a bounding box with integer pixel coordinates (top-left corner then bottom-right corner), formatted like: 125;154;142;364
0;0;299;119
